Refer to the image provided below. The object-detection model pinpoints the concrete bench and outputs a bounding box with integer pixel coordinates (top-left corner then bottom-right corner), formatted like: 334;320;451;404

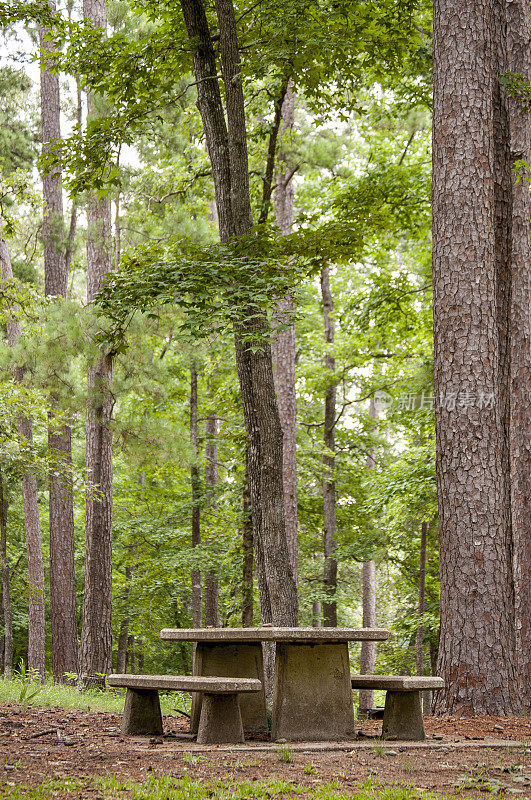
108;674;262;744
351;675;445;740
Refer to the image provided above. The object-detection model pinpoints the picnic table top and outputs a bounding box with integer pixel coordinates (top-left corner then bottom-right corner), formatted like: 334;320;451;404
160;626;390;643
108;674;262;693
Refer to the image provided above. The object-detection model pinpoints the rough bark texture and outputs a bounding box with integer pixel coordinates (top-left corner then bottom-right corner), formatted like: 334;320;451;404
190;364;202;629
0;237;46;679
0;472;13;676
39;4;79;682
80;0;114;680
321;265;338;627
271;85;298;583
204;413;219;626
179;0;297;626
506;0;531;712
432;0;520;714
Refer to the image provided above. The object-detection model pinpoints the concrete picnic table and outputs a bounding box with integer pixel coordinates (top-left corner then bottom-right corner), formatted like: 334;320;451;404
160;626;389;741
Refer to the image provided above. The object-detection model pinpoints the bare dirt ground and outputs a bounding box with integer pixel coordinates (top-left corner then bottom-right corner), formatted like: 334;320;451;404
0;703;530;798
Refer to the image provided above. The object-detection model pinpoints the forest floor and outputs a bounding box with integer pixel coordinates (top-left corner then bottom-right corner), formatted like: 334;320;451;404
0;702;529;799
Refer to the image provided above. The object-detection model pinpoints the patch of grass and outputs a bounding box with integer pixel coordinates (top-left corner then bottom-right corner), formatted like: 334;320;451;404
182;752;206;765
455;764;503;795
373;739;386;756
0;676;189;716
276;742;293;763
304;762;316;774
0;774;460;800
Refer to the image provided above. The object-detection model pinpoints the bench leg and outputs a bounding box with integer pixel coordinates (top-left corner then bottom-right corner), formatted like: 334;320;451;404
191;642;268;736
382;690;425;740
122;688;163;736
196;692;244;744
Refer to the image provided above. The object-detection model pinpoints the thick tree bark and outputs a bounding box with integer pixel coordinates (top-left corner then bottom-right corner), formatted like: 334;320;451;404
320;265;338;627
506;0;531;712
271;85;298;584
80;0;114;679
39;8;79;681
312;601;322;628
0;236;46;679
179;0;297;626
190;364;202;628
204;413;219;627
0;472;13;676
432;0;520;714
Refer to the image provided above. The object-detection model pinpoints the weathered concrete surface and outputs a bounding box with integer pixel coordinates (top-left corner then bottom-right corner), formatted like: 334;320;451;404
271;642;356;742
190;643;268;735
196;692;245;744
121;688;163;736
351;675;444;691
161;627;389;643
382;690;426;740
108;673;261;693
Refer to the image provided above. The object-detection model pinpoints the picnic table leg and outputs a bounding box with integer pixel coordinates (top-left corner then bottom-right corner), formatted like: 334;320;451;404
382;690;425;740
271;642;356;741
190;642;268;736
196;692;245;744
121;687;163;736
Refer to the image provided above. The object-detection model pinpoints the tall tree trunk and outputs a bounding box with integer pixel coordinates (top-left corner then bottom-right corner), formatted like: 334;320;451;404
432;0;520;714
271;84;298;583
241;476;254;626
312;601;322;628
0;235;46;680
204;413;219;627
0;471;13;676
359;398;378;711
359;563;378;712
80;0;114;679
39;7;79;682
190;363;202;628
506;0;531;712
179;0;297;626
320;265;337;627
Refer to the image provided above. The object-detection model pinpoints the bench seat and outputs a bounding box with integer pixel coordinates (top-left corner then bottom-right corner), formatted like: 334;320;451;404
351;674;444;740
108;674;261;744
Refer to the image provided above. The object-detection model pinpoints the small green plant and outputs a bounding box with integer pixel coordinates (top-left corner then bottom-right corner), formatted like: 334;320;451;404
404;758;414;774
15;661;43;710
276;742;293;763
304;763;316;775
372;739;386;756
457;764;502;794
182;752;205;765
